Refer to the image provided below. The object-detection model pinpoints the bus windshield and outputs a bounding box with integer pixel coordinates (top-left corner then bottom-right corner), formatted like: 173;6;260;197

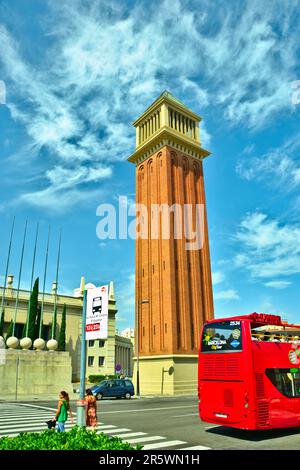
201;320;242;353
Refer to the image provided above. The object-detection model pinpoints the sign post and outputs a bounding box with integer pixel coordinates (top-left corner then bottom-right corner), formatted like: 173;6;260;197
77;284;109;426
77;289;87;427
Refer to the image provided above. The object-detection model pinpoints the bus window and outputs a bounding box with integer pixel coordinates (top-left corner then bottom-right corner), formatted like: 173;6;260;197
201;320;242;353
265;368;300;398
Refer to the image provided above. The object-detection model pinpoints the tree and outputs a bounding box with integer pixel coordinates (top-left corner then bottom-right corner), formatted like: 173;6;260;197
0;309;4;337
52;305;57;340
27;278;39;342
5;320;13;342
22;323;26;339
58;304;66;351
34;305;41;341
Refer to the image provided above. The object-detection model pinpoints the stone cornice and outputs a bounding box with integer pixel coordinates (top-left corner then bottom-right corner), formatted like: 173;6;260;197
128;128;211;165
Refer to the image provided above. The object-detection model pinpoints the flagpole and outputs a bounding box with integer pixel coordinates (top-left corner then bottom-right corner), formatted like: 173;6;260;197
77;287;87;427
39;226;50;339
12;220;28;338
25;222;39;338
51;229;62;340
0;217;15;315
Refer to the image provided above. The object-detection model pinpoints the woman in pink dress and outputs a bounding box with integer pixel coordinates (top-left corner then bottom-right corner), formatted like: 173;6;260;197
85;388;97;429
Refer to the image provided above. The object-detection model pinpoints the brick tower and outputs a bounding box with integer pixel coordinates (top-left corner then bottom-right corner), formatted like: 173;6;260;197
128;91;214;395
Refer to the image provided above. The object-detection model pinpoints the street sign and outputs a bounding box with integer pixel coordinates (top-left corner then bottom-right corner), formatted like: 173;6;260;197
86;285;109;340
76;399;86;406
115;364;122;372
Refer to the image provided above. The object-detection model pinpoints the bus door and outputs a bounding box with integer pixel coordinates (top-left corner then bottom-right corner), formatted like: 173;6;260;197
200;320;248;426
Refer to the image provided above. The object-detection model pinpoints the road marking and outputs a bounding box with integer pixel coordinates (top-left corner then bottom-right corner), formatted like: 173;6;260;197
173;413;199;417
143;440;187;450
99;405;196;415
125;436;167;444
113;432;147;438
4;403;57;412
0;424;116;437
0;423;73;434
0;402;208;451
0;413;52;420
179;445;211;450
99;428;131;434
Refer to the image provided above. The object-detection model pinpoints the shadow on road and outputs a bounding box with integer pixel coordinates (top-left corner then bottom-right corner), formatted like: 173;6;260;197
206;425;300;441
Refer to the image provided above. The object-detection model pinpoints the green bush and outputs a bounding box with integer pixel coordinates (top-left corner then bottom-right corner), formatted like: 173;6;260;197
0;426;142;450
88;374;116;383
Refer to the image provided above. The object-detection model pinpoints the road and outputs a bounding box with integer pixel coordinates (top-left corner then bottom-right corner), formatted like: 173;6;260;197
1;395;300;449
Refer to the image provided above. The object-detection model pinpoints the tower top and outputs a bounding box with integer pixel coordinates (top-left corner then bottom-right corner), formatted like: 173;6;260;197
128;91;210;165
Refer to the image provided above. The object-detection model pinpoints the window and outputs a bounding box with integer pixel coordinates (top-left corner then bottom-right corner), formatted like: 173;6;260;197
125;380;132;387
266;368;300;398
99;340;105;348
88;356;94;367
201;320;243;353
88;340;95;347
98;357;105;367
116;380;125;387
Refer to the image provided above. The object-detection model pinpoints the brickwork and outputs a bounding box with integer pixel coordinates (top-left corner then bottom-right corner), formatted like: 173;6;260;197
135;146;214;356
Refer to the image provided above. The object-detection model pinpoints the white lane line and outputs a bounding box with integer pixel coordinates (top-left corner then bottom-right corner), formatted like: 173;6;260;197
179;445;211;450
143;440;187;450
0;423;74;432
0;413;53;418
2;403;58;412
125;436;167;444
100;428;131;435
112;432;147;438
0;426;73;436
0;427;73;438
173;413;199;417
0;410;52;415
0;417;57;424
0;424;115;436
99;405;196;415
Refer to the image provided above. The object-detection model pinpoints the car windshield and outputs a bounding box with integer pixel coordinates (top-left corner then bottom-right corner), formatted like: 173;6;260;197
92;380;107;389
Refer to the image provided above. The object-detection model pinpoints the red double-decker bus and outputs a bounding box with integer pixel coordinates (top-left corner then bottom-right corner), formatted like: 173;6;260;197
198;313;300;430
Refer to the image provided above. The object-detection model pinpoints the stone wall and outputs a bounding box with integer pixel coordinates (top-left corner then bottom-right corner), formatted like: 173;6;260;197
0;349;73;400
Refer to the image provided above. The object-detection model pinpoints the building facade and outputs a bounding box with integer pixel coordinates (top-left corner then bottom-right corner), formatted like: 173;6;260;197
128;91;214;394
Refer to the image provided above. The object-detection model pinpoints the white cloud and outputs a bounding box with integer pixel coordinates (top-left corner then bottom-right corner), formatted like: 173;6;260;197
214;289;240;300
264;280;292;289
19;187;104;214
236;134;300;191
212;271;225;285
1;0;299;211
235;212;300;278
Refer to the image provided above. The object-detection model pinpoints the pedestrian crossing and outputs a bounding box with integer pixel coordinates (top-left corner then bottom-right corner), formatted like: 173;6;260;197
0;403;211;450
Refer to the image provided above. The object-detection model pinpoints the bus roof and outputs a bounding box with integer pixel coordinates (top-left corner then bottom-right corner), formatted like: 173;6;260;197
206;313;300;329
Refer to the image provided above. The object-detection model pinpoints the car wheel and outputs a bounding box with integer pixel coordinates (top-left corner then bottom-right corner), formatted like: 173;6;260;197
96;393;103;400
125;392;131;399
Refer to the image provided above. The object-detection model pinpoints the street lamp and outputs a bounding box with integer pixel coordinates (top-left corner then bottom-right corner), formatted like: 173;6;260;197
136;299;149;396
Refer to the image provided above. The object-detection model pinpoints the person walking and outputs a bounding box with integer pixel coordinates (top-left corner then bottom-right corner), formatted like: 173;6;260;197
53;391;74;432
85;388;97;429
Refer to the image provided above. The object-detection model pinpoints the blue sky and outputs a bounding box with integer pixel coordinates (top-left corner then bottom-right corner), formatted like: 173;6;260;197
0;0;300;329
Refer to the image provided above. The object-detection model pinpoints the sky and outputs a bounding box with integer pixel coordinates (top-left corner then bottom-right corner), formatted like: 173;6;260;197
0;0;300;329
